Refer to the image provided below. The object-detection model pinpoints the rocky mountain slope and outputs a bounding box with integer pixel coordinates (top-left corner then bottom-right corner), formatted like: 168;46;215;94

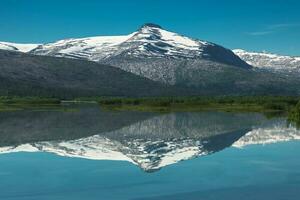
0;50;183;98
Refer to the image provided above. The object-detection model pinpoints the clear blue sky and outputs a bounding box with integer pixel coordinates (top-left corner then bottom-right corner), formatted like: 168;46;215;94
0;0;299;55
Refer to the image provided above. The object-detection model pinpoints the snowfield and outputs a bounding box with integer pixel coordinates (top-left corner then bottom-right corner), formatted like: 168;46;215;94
233;49;300;73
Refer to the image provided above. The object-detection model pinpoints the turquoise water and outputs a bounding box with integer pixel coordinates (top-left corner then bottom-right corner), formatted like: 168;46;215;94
0;105;299;199
0;141;300;200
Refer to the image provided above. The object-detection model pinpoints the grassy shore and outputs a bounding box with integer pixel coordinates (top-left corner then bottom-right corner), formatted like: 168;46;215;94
288;101;300;128
96;96;300;113
0;96;61;111
1;96;300;124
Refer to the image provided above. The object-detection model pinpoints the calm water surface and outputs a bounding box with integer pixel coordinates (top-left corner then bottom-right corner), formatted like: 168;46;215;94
0;104;299;200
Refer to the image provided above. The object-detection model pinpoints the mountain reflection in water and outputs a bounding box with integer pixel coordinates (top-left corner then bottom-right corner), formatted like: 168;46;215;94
0;104;299;172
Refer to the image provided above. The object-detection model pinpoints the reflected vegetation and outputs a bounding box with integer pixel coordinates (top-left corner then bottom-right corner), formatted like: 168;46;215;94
0;104;299;172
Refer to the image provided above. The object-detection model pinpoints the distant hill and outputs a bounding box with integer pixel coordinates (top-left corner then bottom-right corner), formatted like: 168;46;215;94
0;50;184;98
233;49;300;74
1;49;300;97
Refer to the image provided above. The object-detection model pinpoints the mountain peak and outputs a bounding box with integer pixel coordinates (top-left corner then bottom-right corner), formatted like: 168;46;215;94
140;23;162;29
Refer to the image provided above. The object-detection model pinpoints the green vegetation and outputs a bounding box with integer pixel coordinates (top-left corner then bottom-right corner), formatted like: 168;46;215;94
1;96;300;121
288;100;300;128
97;96;300;113
0;96;60;104
0;96;61;111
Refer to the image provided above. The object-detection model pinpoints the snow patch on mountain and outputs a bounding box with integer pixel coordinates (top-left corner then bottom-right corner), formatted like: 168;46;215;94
31;24;213;60
120;24;211;58
0;42;39;52
233;49;300;73
30;33;136;60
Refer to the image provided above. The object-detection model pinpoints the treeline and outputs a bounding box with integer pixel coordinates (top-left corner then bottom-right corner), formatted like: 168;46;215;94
1;95;300;126
97;96;298;108
289;101;300;128
1;95;299;111
0;96;60;105
96;96;300;122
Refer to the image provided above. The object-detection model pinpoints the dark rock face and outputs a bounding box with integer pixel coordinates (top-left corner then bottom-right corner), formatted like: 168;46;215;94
0;50;184;98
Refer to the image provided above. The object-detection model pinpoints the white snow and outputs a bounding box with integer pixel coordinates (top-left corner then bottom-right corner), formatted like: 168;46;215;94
233;49;300;72
0;42;39;52
142;26;202;50
0;144;38;153
33;33;136;61
30;25;212;61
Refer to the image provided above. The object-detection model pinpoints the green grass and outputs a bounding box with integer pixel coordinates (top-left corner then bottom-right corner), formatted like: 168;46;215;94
0;96;60;104
288;101;300;128
0;96;62;112
98;96;300;113
1;96;300;120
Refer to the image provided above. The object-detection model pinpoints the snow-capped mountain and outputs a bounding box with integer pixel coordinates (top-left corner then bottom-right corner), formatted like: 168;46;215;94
233;49;300;73
0;41;39;52
30;23;251;85
2;24;300;95
31;23;247;64
30;33;136;60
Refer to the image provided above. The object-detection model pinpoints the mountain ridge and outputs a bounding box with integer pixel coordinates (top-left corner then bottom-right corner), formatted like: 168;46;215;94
233;49;300;73
0;41;39;52
1;24;300;96
27;23;256;88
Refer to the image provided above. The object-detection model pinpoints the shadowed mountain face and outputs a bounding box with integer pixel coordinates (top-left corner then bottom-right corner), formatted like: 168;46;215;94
0;50;186;98
1;105;299;172
1;49;300;97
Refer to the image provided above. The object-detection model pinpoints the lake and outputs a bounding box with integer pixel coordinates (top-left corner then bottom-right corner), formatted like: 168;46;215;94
0;104;299;200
